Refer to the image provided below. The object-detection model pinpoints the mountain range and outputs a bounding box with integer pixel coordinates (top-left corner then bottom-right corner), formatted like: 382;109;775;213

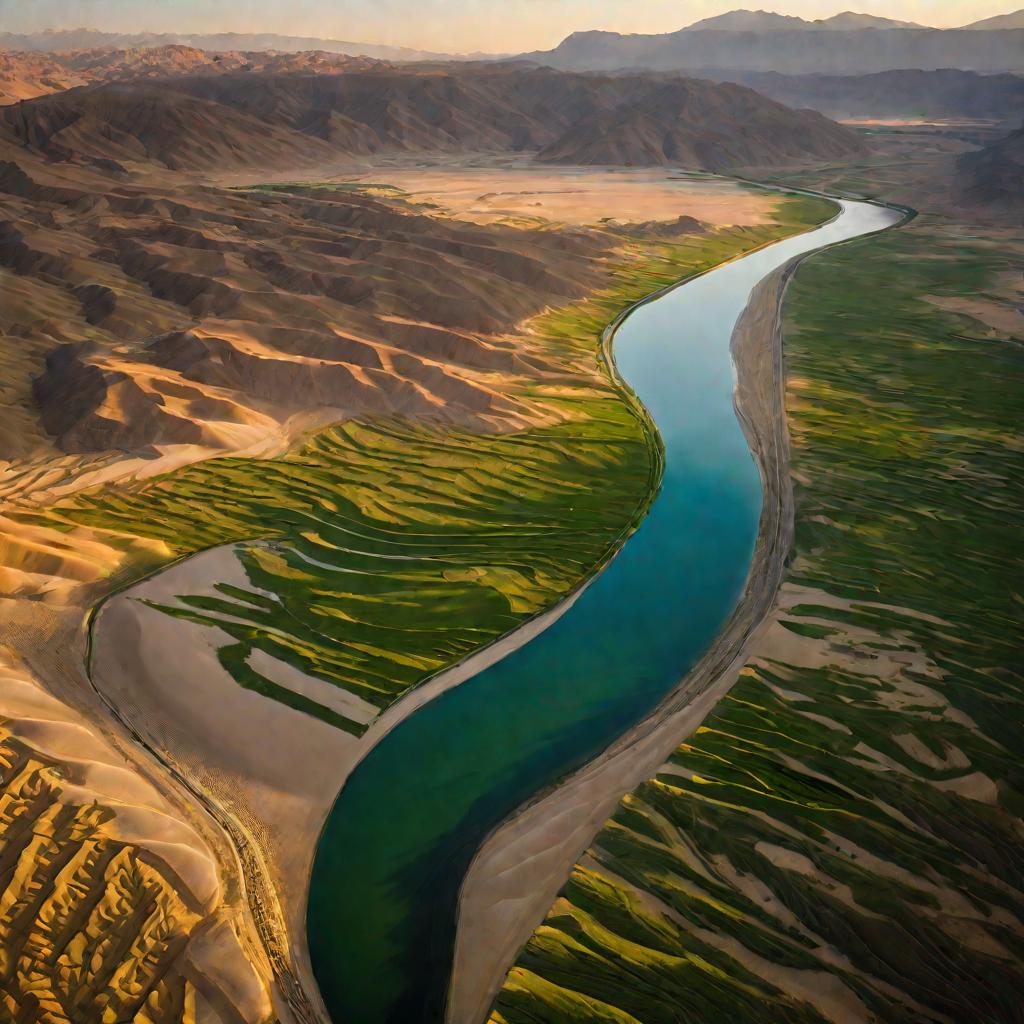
685;10;926;31
700;68;1024;124
0;65;863;173
518;10;1024;74
0;28;489;63
0;45;382;105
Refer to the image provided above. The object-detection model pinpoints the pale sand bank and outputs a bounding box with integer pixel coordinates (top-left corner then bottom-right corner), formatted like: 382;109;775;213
88;540;590;1020
350;166;776;228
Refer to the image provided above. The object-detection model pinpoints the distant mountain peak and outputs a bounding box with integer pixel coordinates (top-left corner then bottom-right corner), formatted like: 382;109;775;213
961;8;1024;29
683;9;925;32
685;9;809;31
817;11;924;29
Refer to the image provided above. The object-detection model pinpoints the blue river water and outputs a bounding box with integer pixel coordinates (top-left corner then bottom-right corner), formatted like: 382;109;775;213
306;199;899;1023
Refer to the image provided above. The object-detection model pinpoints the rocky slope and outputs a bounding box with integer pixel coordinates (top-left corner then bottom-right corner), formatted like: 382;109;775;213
534;76;860;167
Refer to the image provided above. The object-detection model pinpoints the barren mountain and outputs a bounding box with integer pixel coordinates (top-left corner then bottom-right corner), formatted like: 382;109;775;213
0;44;379;105
0;51;87;104
534;77;859;167
0;65;864;172
962;8;1024;29
955;124;1024;219
686;9;924;31
0;82;344;171
812;11;925;29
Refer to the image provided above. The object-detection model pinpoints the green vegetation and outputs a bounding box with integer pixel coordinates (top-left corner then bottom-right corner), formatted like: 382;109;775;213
491;219;1024;1022
95;414;650;735
18;195;831;735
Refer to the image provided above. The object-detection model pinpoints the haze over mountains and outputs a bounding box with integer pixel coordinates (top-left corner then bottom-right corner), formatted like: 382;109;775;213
0;28;482;63
961;9;1024;29
4;9;1023;73
703;68;1024;124
685;10;928;30
519;9;1024;74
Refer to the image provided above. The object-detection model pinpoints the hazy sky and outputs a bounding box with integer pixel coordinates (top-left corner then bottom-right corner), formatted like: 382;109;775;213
0;0;1015;52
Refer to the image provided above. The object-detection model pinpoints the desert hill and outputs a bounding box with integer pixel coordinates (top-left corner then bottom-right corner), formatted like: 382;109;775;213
955;124;1024;219
0;63;861;459
0;44;379;105
0;146;617;455
0;80;343;170
1;65;864;172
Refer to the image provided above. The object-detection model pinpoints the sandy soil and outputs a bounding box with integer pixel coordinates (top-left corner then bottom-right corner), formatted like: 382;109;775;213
348;166;776;228
0;629;271;1023
210;161;778;228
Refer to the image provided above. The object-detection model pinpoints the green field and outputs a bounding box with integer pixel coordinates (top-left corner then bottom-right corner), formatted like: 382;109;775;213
491;218;1024;1022
16;195;834;736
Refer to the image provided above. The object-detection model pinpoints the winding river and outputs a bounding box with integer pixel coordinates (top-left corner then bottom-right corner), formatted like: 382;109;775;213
307;198;901;1023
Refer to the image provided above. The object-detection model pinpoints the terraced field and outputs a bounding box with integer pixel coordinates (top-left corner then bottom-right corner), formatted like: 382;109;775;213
490;218;1024;1023
11;197;833;739
87;414;654;737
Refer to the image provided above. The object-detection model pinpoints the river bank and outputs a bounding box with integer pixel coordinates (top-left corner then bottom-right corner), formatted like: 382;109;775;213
448;253;808;1024
73;190;818;1022
304;200;897;1024
449;201;908;1023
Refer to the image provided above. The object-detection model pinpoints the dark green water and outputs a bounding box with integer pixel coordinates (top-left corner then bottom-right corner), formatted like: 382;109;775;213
307;200;899;1023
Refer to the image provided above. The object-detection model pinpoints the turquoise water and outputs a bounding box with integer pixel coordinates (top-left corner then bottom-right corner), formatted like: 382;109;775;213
307;200;899;1023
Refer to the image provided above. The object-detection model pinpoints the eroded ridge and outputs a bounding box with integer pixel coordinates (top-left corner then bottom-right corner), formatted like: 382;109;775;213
0;649;269;1024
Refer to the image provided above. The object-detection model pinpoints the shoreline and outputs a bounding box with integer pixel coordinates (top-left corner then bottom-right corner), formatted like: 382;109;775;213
445;202;909;1024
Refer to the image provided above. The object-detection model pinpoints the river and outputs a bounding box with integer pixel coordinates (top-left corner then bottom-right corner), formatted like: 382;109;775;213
306;197;901;1023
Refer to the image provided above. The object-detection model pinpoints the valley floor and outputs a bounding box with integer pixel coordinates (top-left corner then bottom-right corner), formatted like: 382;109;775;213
0;158;830;1023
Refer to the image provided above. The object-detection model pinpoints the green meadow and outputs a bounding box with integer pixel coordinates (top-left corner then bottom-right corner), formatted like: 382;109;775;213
492;219;1024;1022
18;194;833;736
